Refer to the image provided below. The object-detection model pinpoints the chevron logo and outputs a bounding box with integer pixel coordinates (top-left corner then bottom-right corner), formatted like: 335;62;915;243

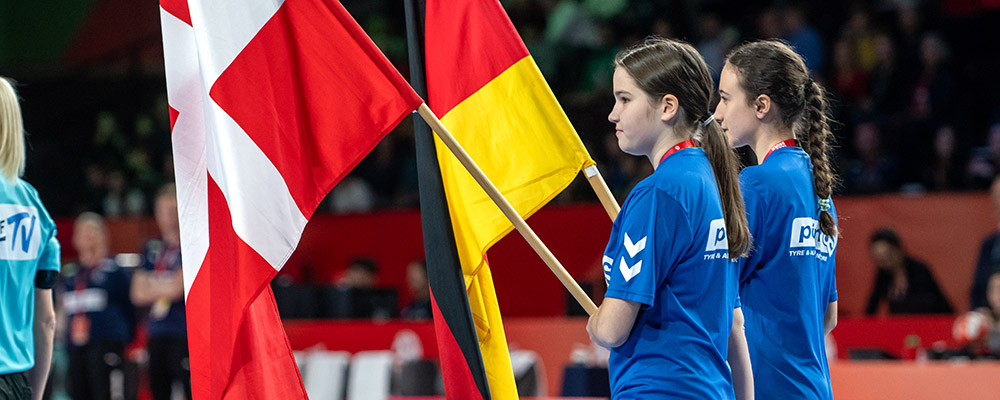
619;258;642;282
623;233;647;258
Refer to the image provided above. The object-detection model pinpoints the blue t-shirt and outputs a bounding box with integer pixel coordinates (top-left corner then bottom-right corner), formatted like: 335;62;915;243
140;239;187;338
738;147;838;400
602;148;739;399
62;259;136;345
0;178;61;374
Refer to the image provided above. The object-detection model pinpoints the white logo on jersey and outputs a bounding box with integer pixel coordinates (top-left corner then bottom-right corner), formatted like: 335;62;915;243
619;258;642;282
602;255;613;285
0;204;41;260
789;217;838;258
705;218;728;251
623;233;646;258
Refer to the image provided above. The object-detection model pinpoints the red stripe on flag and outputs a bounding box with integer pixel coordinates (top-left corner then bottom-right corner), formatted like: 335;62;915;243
430;288;486;400
209;0;421;218
425;0;529;115
160;0;192;26
186;175;306;399
168;105;180;133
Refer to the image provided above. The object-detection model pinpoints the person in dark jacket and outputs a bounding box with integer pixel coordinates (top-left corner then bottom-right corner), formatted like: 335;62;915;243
866;228;953;315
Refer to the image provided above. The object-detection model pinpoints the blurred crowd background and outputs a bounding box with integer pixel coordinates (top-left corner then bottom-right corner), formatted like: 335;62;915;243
4;0;1000;219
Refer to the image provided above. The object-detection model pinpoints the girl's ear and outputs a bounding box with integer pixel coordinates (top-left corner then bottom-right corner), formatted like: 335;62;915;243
753;94;771;120
660;94;679;123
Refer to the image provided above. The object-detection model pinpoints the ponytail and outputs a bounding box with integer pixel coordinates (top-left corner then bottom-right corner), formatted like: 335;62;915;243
794;81;838;237
616;37;752;257
727;40;839;238
699;119;751;257
0;78;25;183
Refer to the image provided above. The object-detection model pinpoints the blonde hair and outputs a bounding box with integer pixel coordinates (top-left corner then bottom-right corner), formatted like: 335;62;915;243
0;78;26;182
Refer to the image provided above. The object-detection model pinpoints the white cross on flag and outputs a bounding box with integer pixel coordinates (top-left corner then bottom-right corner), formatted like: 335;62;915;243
159;0;421;397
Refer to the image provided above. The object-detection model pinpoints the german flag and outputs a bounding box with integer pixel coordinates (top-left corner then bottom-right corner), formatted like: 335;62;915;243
424;0;596;398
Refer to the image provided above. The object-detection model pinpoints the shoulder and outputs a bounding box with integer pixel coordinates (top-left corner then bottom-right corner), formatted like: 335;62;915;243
906;258;933;274
619;177;689;224
738;167;770;202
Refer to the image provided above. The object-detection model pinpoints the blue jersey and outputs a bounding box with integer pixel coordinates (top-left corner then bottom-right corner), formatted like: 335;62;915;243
62;259;136;345
140;239;186;338
738;147;838;400
602;148;738;399
0;179;60;374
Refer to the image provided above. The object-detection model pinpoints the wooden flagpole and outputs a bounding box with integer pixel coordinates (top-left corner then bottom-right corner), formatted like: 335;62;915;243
415;102;598;315
582;166;620;221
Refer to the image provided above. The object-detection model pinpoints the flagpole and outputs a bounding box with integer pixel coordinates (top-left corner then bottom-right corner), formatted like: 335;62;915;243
416;103;598;315
582;166;620;220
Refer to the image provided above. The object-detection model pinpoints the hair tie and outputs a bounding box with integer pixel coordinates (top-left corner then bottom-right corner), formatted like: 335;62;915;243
702;115;715;127
817;198;831;212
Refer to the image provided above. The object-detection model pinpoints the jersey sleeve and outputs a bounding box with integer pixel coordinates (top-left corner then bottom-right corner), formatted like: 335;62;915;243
603;187;690;307
737;175;766;284
37;230;61;273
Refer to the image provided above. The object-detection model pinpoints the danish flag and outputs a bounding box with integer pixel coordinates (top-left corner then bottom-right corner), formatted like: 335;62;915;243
159;0;421;398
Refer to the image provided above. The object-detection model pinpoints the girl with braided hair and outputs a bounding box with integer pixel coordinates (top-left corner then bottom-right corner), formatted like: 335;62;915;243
586;37;753;399
713;40;839;399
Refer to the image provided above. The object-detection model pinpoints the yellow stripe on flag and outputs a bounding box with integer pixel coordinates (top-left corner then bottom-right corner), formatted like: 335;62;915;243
434;55;595;399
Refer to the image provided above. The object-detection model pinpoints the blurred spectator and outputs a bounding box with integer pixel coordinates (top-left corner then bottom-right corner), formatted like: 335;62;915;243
328;173;375;213
756;7;784;39
545;0;601;48
921;125;965;191
967;121;1000;188
840;8;877;72
832;38;869;105
90;111;128;173
866;228;953;315
970;176;1000;311
401;260;432;320
130;184;190;400
909;32;954;123
338;257;379;289
842;121;898;193
358;135;406;209
866;32;912;118
695;11;739;82
102;169;146;218
60;212;135;400
782;4;824;74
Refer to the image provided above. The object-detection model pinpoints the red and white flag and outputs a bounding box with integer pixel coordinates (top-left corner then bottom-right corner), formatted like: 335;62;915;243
159;0;421;398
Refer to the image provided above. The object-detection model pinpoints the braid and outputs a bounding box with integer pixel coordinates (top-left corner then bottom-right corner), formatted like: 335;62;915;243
796;81;838;237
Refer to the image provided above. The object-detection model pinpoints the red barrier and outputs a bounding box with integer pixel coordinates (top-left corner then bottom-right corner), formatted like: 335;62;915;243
74;192;994;318
830;316;955;359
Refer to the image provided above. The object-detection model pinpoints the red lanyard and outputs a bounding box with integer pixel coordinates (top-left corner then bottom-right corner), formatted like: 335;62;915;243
155;245;179;273
763;139;798;162
659;139;696;164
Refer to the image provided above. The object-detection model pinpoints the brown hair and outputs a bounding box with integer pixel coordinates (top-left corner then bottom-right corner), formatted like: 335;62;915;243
725;40;838;237
615;37;751;257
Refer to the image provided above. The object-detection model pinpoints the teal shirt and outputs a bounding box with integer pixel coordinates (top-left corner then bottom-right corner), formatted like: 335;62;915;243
0;178;60;374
